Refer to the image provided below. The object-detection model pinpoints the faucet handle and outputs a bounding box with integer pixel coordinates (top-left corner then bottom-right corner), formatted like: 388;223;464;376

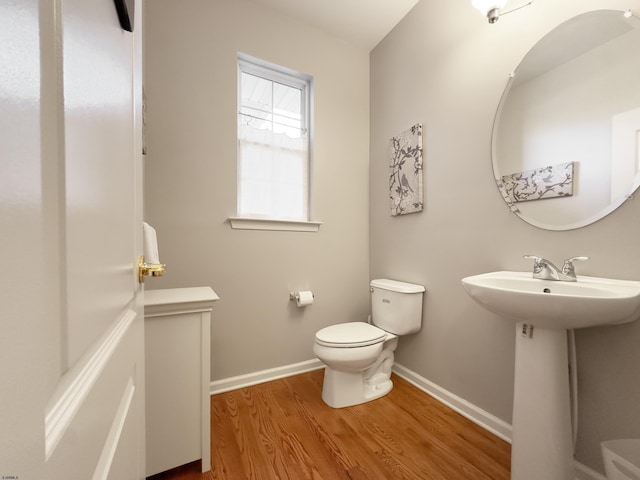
561;256;589;275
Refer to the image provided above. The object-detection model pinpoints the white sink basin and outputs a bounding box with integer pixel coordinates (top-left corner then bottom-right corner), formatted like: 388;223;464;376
461;271;640;329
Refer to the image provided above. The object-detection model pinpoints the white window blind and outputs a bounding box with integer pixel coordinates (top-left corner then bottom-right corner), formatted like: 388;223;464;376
237;55;311;222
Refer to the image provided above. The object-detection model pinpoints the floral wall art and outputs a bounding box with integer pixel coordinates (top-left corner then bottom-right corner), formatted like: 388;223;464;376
389;123;423;216
500;161;574;203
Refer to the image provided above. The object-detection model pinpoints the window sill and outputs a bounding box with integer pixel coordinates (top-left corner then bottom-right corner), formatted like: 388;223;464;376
228;217;322;232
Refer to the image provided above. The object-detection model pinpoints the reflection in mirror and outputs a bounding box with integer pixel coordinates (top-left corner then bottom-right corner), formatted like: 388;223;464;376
492;10;640;230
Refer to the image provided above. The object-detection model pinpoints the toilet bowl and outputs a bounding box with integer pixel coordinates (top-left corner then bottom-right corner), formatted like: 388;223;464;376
313;322;398;408
313;279;425;408
601;439;640;480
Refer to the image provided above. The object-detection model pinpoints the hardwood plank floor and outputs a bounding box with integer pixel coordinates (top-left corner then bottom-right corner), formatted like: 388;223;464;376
148;370;510;480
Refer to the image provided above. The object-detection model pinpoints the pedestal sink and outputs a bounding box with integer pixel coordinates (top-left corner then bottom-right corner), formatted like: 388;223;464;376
462;271;640;480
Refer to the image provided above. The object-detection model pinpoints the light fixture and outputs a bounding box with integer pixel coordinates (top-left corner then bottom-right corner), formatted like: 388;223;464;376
472;0;507;23
472;0;534;24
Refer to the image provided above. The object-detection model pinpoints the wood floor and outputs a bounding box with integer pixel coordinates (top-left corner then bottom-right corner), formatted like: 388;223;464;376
148;369;510;480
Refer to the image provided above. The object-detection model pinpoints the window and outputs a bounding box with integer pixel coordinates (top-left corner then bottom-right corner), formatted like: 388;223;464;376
234;54;317;231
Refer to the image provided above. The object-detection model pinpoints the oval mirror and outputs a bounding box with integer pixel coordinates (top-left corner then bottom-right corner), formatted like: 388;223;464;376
492;10;640;230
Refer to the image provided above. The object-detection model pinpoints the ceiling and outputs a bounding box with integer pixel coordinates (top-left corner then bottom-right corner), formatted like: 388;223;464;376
247;0;421;51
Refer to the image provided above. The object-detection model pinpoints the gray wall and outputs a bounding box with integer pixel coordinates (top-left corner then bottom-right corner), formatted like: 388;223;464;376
371;0;640;472
143;0;370;379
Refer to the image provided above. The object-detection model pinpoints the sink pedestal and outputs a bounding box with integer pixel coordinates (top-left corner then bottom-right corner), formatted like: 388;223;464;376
462;271;640;478
512;323;574;480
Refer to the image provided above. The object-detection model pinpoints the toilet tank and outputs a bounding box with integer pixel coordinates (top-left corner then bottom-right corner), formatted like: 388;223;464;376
370;279;425;335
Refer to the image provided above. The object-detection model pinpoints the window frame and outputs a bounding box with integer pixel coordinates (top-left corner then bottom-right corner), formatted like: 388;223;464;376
232;53;319;232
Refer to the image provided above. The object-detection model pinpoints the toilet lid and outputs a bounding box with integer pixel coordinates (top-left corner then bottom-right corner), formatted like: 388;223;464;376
315;322;387;348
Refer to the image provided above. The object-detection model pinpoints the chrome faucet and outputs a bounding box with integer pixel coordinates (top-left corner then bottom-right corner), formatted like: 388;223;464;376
523;255;589;282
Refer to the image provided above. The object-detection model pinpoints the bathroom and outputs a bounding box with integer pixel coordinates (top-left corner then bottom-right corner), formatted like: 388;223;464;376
143;0;640;477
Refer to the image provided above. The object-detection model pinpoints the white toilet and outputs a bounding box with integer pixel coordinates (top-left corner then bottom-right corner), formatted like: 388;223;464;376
601;439;640;480
313;278;425;408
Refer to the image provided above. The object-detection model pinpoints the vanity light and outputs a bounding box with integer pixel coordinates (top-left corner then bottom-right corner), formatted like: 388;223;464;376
472;0;534;24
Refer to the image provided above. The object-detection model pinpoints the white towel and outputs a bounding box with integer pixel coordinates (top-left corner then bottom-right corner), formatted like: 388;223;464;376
143;222;160;264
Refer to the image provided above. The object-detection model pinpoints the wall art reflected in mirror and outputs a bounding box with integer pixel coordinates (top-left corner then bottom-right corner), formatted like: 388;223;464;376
492;9;640;230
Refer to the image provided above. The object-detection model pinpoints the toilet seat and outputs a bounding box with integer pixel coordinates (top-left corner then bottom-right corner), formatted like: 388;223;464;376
315;322;387;348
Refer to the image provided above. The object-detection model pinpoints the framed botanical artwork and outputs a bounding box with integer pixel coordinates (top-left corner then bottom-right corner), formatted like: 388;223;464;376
389;123;423;216
500;161;574;203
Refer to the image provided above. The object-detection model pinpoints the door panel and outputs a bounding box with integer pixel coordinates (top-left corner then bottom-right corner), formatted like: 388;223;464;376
46;309;142;478
0;1;52;479
63;0;138;369
44;0;145;477
1;0;144;476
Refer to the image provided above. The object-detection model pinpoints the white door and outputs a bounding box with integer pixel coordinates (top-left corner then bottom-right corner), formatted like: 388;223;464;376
1;0;145;478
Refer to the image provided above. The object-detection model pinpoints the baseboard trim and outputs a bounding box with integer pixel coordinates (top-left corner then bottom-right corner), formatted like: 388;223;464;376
392;363;513;443
210;358;324;395
209;358;513;443
209;359;604;479
209;359;513;442
392;364;604;480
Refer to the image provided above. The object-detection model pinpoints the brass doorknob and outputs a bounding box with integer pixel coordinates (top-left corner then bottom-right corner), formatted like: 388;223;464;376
138;256;166;283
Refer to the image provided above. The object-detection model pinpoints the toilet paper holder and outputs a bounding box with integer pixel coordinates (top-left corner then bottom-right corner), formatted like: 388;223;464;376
289;291;314;302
